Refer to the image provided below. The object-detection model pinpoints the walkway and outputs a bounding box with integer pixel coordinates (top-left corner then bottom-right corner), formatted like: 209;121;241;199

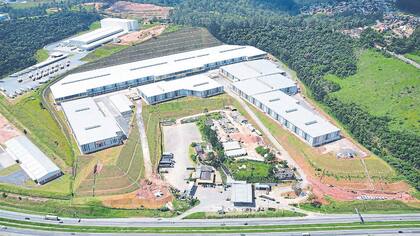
135;101;152;178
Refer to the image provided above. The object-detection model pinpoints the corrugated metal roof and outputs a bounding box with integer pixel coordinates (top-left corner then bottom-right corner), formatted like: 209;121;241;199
232;74;296;96
50;45;266;100
5;136;60;182
231;183;253;203
221;59;285;81
61;97;122;146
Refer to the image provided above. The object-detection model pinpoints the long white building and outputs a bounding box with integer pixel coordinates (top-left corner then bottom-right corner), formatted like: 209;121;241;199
137;74;224;104
253;91;340;146
220;59;286;81
5;136;62;184
61;97;125;154
50;45;267;102
68;18;138;51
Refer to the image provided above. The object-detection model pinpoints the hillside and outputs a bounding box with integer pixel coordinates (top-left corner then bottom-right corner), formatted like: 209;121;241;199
326;49;420;136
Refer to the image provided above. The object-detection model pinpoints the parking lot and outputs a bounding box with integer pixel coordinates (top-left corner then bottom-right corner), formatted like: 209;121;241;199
162;123;202;192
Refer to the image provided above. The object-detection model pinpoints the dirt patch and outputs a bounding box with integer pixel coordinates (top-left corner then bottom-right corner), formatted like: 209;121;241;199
101;175;172;209
107;1;172;21
0;114;20;144
115;25;166;46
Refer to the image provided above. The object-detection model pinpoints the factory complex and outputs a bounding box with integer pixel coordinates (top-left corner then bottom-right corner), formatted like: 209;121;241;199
53;44;339;154
50;45;267;102
221;60;340;146
67;18;139;51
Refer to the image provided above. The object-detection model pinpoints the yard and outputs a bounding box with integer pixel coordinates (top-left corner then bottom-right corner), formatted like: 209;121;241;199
142;94;234;168
326;49;420;135
225;159;275;183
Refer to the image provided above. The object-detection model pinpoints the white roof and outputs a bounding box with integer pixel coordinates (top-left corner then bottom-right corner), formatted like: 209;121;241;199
225;148;247;157
50;45;266;100
109;94;133;114
69;27;124;44
231;183;253;203
5;136;60;182
101;18;137;24
253;91;340;138
61;97;122;146
221;59;285;81
137;74;223;97
222;141;241;151
232;74;296;96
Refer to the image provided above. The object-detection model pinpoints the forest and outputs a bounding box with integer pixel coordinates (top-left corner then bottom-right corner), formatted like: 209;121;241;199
170;0;420;190
0;11;100;78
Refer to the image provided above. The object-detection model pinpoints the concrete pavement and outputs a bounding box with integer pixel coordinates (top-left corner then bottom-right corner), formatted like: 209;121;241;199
135;101;152;178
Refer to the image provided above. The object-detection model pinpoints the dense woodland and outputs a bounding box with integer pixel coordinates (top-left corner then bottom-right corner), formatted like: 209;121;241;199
0;11;100;78
171;0;420;190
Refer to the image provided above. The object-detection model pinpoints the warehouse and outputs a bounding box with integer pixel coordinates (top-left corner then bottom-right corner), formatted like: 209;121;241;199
5;136;62;184
231;74;297;103
61;97;125;154
137;74;223;104
252;90;340;146
50;45;267;102
219;59;286;81
231;182;254;206
68;18;138;50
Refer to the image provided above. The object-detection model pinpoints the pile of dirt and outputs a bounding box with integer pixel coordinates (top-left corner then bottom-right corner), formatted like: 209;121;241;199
0;114;20;143
115;25;166;46
101;175;172;209
107;1;172;21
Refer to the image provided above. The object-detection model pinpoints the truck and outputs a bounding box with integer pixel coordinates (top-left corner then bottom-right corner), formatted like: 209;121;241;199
44;215;59;221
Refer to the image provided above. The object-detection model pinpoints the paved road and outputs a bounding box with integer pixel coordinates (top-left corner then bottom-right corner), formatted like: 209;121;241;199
215;76;309;189
1;227;420;236
135;101;152;178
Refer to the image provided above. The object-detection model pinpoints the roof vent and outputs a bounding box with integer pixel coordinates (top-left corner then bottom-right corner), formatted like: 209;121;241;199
286;108;298;113
85;125;101;130
305;120;318;125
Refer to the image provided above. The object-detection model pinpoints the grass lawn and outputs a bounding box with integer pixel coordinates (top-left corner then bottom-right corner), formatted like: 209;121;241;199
225;159;274;183
81;44;129;62
326;49;420;135
142;94;234;168
404;50;420;64
301;198;420;214
34;48;49;63
0;91;74;167
183;209;305;219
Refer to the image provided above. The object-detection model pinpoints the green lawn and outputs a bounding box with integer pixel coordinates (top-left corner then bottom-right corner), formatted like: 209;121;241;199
326;49;420;135
0;92;74;167
301;198;420;214
183;210;305;219
404;50;420;64
225;159;274;183
81;44;129;62
34;49;49;63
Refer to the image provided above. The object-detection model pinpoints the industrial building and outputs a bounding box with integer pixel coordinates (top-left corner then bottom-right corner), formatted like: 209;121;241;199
109;94;134;117
5;136;62;185
231;74;297;100
231;182;254;206
137;74;224;105
68;18;138;50
61;97;126;154
252;91;340;146
50;45;267;102
220;59;286;81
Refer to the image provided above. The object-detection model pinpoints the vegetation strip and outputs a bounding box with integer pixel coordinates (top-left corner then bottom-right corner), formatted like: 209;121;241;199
0;217;418;233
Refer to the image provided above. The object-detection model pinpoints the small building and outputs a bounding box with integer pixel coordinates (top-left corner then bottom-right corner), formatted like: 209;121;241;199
159;152;174;168
5;136;62;185
137;74;224;105
231;182;254;206
225;148;247;158
222;141;241;151
195;165;216;186
274;168;295;180
109;94;134;117
255;183;271;191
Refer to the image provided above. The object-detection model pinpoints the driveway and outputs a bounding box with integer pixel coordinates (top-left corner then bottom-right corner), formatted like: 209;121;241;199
162;123;202;192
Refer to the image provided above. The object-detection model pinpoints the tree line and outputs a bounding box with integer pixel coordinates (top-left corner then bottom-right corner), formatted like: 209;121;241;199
0;11;100;78
170;0;420;190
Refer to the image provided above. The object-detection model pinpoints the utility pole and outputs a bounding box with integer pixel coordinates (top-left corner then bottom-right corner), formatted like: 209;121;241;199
355;208;364;224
